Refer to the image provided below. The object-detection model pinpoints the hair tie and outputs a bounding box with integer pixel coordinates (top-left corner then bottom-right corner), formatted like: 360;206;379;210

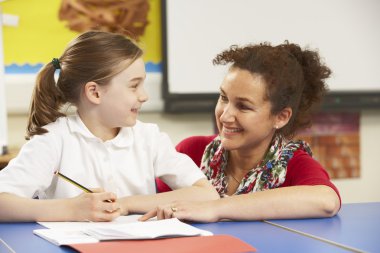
52;58;61;70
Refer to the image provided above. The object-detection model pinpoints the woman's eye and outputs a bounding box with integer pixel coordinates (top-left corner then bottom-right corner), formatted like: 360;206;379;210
220;94;228;102
238;103;251;110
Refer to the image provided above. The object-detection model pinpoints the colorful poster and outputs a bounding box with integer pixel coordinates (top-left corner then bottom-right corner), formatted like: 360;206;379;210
296;112;360;179
0;0;161;74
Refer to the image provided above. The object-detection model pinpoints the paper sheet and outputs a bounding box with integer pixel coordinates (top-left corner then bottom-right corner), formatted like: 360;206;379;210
38;214;145;231
34;217;212;246
85;218;212;240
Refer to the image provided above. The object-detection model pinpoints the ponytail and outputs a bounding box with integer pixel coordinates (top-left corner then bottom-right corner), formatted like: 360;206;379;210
26;62;66;139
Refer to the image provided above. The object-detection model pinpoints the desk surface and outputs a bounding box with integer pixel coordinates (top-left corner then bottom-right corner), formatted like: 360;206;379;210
0;221;349;253
0;203;378;253
0;148;18;170
193;221;350;253
0;223;75;253
268;202;380;253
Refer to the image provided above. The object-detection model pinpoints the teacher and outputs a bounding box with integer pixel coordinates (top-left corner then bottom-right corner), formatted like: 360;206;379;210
143;41;341;222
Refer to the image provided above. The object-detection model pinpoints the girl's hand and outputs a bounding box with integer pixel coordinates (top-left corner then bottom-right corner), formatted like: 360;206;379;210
70;189;121;221
139;200;220;223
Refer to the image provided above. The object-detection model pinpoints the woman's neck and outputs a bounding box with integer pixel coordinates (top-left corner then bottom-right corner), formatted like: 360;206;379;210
227;150;263;176
226;135;274;177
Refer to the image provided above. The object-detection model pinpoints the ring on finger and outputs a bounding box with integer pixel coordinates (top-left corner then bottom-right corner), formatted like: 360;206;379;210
171;206;178;212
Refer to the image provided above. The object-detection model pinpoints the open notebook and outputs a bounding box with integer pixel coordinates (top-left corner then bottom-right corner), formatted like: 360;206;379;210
33;217;212;246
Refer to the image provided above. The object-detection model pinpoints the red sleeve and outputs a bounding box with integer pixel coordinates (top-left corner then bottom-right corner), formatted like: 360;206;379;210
175;135;216;166
281;150;341;205
155;135;216;193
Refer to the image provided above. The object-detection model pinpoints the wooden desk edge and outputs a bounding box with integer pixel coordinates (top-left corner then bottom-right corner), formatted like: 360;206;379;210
0;148;19;169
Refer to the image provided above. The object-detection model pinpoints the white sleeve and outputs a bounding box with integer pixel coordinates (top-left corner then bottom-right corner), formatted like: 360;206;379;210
154;132;205;190
0;133;60;198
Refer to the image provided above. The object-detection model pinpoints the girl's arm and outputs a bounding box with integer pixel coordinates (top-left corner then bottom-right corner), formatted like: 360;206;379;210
0;191;121;222
140;185;340;222
119;178;219;215
121;130;218;215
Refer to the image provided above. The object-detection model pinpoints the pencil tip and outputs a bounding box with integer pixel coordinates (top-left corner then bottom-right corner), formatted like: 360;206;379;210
54;170;58;175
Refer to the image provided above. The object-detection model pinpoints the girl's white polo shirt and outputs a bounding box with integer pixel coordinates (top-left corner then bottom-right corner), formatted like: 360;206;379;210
0;114;205;199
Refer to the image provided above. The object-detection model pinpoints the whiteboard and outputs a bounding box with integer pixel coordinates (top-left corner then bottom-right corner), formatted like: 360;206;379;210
164;0;380;95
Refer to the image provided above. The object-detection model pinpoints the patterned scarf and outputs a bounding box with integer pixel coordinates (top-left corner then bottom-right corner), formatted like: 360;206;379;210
200;135;312;197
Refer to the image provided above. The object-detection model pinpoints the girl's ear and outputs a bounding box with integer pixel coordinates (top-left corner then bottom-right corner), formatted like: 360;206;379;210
275;107;292;129
84;81;101;104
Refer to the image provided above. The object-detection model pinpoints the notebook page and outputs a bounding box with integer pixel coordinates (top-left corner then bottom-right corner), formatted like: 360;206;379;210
38;214;145;231
84;218;213;240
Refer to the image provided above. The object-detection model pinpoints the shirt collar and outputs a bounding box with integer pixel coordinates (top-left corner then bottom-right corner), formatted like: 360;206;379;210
66;112;134;148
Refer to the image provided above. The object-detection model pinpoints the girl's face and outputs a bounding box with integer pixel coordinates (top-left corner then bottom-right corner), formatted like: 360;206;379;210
215;67;278;153
98;57;148;128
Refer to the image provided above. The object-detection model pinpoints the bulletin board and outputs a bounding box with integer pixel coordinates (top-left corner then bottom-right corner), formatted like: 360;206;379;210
0;0;162;74
162;0;380;112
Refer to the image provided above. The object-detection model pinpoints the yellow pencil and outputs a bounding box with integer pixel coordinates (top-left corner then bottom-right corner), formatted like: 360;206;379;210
54;171;93;193
54;171;113;203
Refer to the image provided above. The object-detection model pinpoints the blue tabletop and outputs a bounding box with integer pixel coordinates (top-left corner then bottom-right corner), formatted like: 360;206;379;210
1;203;378;253
0;220;350;253
0;223;76;253
268;202;380;253
193;221;350;253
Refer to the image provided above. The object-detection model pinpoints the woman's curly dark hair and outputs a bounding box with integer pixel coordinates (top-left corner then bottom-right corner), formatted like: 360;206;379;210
213;41;331;138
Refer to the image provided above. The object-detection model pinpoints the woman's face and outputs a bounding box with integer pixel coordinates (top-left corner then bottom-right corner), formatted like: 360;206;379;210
215;67;277;153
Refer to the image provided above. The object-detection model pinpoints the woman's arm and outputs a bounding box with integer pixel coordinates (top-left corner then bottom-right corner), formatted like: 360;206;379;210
0;191;121;222
119;178;219;215
140;185;339;222
213;185;339;221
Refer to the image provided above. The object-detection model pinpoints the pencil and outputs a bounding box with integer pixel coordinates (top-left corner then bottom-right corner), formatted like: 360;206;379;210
54;171;93;193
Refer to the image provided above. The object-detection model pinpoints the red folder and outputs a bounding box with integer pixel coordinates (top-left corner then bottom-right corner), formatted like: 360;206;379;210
69;235;256;253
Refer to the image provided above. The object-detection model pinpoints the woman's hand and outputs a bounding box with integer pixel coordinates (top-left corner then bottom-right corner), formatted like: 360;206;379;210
138;202;178;221
70;189;121;221
139;200;220;223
